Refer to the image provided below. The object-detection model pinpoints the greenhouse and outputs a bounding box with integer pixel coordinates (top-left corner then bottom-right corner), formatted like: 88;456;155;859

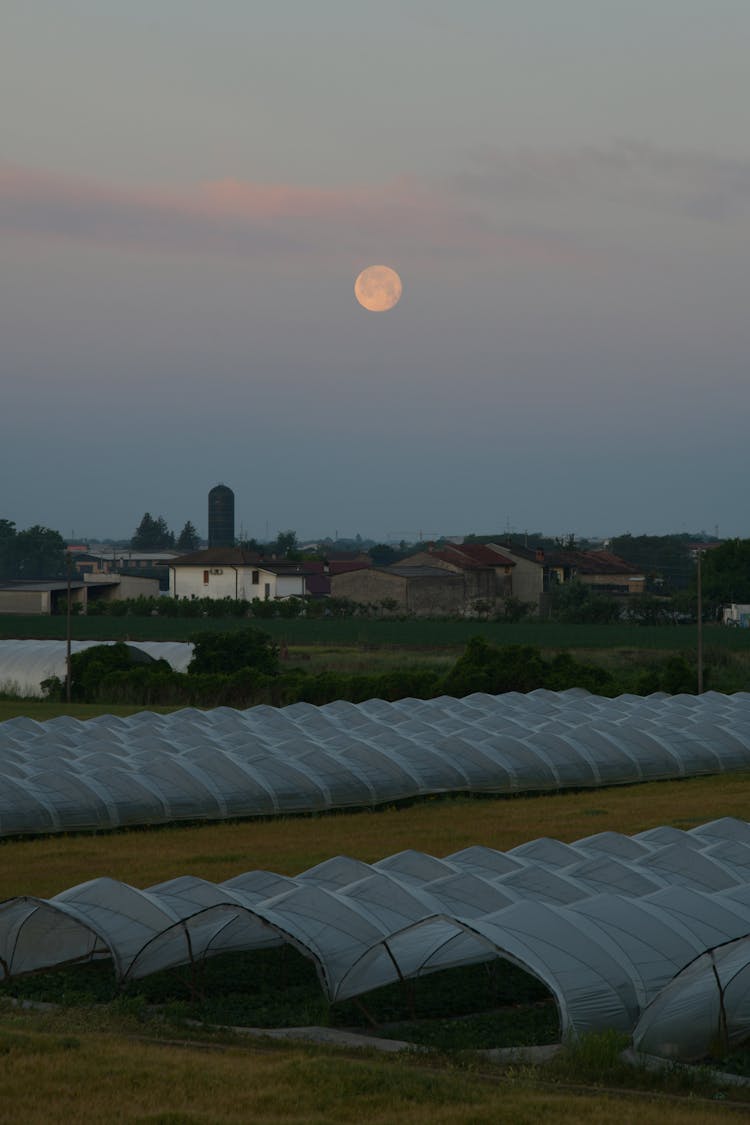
1;688;750;836
0;639;193;697
4;818;750;1039
633;933;750;1061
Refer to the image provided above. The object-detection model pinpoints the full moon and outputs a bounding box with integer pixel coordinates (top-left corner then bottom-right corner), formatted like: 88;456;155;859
354;265;403;312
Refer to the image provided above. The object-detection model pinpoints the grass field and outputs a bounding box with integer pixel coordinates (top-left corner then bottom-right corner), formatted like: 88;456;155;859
3;773;750;899
3;612;750;652
2;612;750;699
1;1012;742;1125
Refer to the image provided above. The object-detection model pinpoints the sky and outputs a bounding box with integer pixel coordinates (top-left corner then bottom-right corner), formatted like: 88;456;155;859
2;1;749;545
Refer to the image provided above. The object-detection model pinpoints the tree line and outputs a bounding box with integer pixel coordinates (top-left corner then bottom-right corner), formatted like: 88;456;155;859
43;630;702;709
131;513;201;552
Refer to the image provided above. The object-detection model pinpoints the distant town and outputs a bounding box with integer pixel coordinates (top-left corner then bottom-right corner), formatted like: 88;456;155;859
1;484;748;625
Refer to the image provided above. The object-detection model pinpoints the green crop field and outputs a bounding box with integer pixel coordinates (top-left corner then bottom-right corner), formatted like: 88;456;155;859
3;613;750;698
3;612;750;652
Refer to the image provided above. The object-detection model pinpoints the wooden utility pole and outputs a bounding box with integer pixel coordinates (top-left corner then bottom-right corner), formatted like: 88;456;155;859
65;551;72;704
696;550;703;695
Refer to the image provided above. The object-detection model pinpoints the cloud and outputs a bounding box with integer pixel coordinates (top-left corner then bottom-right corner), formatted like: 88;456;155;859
454;140;750;223
0;163;579;265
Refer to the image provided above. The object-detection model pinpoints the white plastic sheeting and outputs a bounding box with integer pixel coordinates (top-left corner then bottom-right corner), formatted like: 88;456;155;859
5;818;750;1038
2;689;750;836
0;639;193;697
633;934;750;1060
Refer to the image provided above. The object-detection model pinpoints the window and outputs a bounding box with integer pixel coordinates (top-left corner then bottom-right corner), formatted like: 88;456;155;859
203;570;209;584
252;570;259;584
264;583;271;600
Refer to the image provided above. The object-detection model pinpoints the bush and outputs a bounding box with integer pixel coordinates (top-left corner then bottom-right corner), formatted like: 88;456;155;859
188;626;280;676
44;643;170;702
441;639;548;696
441;637;617;697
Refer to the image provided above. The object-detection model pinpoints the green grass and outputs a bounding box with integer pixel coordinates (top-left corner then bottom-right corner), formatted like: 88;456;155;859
3;613;750;652
2;614;750;700
1;1009;742;1125
0;701;180;722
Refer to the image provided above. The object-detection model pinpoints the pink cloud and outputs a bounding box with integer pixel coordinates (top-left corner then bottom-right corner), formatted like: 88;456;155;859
0;163;580;265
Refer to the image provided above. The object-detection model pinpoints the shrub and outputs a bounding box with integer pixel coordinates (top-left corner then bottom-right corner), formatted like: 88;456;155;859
441;637;617;697
442;638;548;696
44;643;170;702
188;626;280;676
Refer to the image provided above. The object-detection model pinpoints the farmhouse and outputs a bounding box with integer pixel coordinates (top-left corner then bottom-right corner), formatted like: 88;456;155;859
545;548;646;595
486;543;646;607
331;563;466;616
168;548;306;601
331;543;515;616
488;543;547;608
404;543;515;605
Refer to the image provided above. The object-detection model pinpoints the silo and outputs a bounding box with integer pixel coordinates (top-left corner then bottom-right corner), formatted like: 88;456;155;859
208;484;235;548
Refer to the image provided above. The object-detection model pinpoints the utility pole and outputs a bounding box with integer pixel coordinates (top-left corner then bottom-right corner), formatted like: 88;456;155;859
696;550;703;695
65;551;72;704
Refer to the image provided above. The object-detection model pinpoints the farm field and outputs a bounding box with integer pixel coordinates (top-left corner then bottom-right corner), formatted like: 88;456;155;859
3;642;750;1116
3;613;750;652
0;1012;742;1125
3;773;750;900
2;612;750;700
3;775;750;1118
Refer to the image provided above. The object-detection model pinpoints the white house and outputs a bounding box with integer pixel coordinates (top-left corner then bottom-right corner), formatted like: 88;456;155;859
723;604;750;627
168;548;306;601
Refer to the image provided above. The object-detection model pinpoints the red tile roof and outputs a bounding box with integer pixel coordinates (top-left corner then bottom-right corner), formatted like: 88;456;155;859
546;549;640;575
434;543;516;569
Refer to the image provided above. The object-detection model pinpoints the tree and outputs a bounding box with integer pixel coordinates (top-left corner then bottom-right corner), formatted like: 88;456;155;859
0;520;17;579
13;525;66;578
237;536;260;552
131;513;175;550
610;534;694;591
369;543;402;565
176;521;201;552
441;637;616;697
549;580;621;624
699;539;750;607
188;626;280;676
502;596;534;623
42;642;166;702
273;529;298;558
0;521;67;579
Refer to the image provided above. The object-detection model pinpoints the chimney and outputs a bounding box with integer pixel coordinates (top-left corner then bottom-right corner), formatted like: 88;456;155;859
535;548;545;563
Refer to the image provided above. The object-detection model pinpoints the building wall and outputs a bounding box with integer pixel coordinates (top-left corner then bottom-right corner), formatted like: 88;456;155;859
402;551;511;606
276;574;306;598
331;569;466;616
331;569;407;606
0;591;49;615
85;576;161;601
580;573;646;595
405;575;466;615
169;566;304;601
403;551;460;574
490;547;544;608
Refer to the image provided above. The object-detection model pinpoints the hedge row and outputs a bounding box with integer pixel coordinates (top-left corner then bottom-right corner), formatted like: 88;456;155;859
45;634;702;708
